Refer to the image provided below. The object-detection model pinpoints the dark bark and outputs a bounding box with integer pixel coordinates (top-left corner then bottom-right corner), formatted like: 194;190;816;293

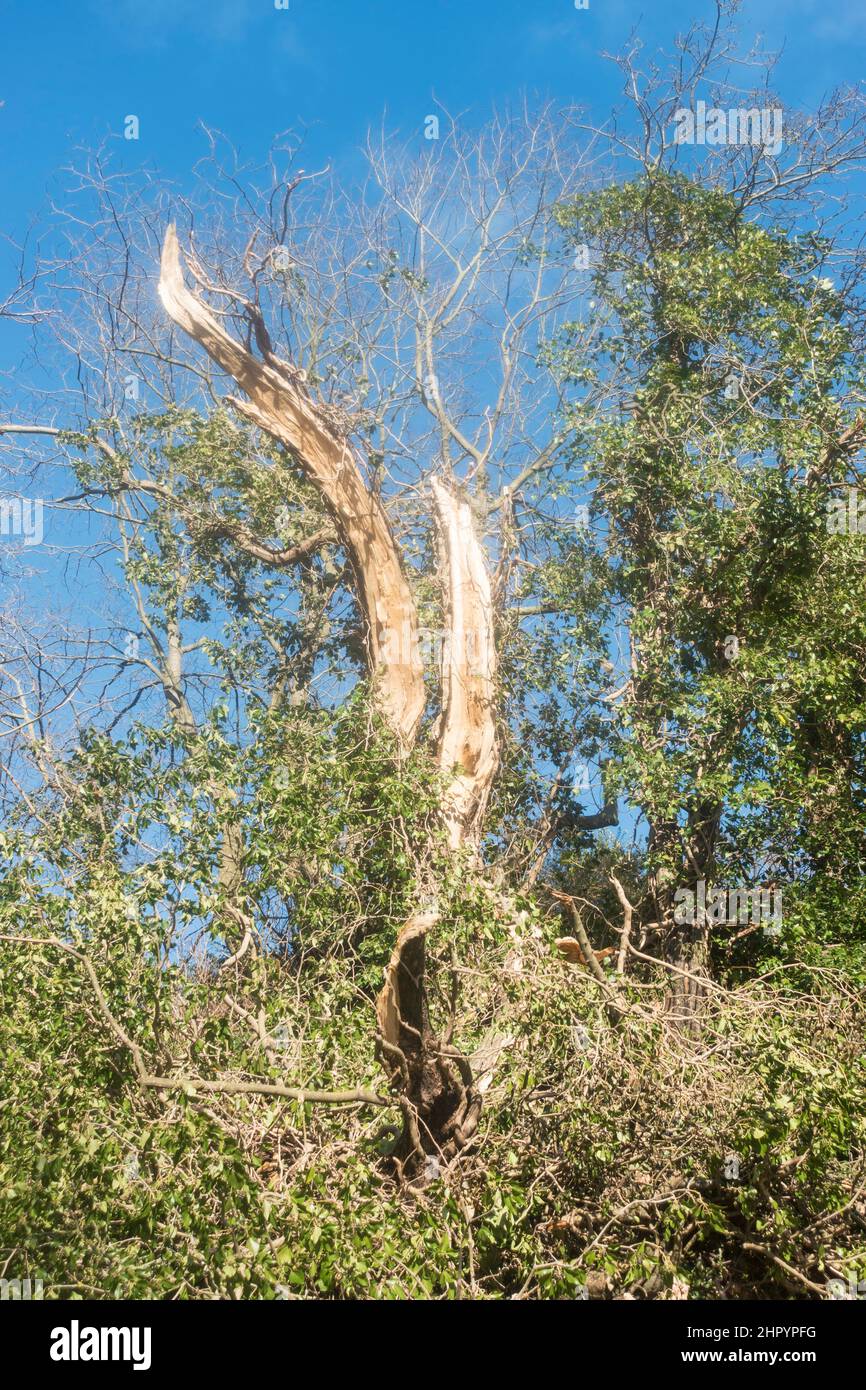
375;911;481;1179
653;801;721;1036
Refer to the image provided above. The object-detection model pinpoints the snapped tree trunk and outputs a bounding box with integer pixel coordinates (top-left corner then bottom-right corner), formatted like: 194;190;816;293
158;228;498;1174
159;225;425;751
375;910;481;1174
431;478;498;851
374;481;496;1172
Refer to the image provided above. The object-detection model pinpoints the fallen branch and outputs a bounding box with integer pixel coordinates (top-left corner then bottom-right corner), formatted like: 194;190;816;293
0;935;391;1109
609;873;634;977
549;890;625;1024
550;890;614;989
741;1243;828;1298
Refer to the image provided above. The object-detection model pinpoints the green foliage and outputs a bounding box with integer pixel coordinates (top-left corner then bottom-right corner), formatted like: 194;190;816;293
3;892;863;1297
3;154;865;1305
554;171;866;915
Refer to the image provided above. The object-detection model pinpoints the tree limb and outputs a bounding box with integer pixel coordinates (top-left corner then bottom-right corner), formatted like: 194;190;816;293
158;224;425;749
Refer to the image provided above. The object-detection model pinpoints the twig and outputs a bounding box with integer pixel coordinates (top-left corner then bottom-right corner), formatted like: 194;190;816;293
549;891;625;1024
609;873;634;977
550;890;611;989
741;1243;828;1298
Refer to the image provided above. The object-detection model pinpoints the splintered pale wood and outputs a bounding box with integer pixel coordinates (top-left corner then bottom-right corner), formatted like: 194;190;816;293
555;937;616;967
158;224;425;749
432;479;498;850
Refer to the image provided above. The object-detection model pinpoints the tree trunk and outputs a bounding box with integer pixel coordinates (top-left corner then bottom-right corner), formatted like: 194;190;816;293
375;911;481;1176
653;800;721;1036
663;916;711;1037
375;483;496;1173
159;225;425;750
158;228;498;1174
431;479;498;851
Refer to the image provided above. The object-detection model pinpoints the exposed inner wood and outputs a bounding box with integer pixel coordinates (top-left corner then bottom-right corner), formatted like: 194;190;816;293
158;224;425;750
431;478;498;851
159;229;497;1163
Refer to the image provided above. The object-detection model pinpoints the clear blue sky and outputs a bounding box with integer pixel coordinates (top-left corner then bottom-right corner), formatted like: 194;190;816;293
2;0;866;235
2;0;865;406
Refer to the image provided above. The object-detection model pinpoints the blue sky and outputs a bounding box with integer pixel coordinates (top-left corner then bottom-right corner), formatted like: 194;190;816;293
3;0;866;235
3;0;865;415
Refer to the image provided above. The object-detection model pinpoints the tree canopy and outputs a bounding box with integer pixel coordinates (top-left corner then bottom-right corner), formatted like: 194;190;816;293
1;11;865;1302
